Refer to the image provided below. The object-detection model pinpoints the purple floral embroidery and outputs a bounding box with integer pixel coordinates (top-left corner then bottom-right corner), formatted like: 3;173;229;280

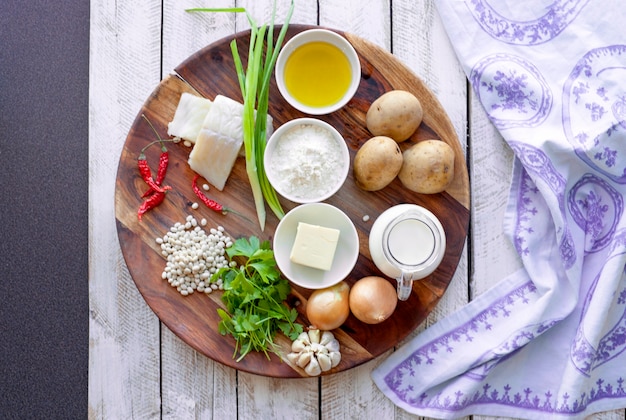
509;141;576;268
471;54;552;129
407;377;626;416
613;95;626;129
384;281;538;396
465;0;589;45
570;229;626;375
593;307;626;368
382;279;626;416
562;45;626;183
568;173;623;253
464;319;559;381
511;168;540;257
486;71;538;113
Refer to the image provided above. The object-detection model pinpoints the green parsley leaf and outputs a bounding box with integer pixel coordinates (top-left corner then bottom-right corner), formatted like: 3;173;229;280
212;236;303;361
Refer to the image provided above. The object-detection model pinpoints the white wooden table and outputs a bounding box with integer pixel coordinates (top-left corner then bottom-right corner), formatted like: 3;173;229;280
88;1;626;418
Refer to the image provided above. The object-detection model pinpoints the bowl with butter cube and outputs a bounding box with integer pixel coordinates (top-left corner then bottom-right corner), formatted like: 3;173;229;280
273;202;359;289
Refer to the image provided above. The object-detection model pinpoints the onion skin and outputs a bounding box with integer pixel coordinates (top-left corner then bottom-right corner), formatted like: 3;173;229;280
349;276;398;324
305;281;350;330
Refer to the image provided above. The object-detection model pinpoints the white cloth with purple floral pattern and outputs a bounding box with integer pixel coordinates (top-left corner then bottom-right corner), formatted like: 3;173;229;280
372;0;626;418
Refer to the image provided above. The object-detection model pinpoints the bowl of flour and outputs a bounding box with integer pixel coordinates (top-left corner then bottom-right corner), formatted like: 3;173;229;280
264;118;349;203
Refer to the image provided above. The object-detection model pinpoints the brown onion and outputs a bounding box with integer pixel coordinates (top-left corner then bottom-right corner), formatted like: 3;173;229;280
305;281;350;330
349;276;397;324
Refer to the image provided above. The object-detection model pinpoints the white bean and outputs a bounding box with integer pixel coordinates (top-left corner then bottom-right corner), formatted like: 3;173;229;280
157;217;232;297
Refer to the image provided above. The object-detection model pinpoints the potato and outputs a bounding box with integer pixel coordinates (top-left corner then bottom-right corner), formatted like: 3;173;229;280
353;136;403;191
398;139;455;194
366;90;423;142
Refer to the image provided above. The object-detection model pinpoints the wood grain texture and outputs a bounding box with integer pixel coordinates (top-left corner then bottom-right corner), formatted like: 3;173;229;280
114;24;469;378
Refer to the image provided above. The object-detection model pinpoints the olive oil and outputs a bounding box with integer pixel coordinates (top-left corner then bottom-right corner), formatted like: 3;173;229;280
284;41;352;108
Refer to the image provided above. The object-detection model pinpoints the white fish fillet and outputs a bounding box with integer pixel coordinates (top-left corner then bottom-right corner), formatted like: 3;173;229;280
167;92;212;144
188;129;242;191
188;95;273;191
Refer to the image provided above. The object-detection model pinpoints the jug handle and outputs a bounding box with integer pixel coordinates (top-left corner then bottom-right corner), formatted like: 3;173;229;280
396;271;413;301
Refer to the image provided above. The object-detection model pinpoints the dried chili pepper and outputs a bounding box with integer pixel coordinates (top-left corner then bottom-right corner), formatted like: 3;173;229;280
138;191;166;221
192;174;223;212
141;144;169;198
141;114;170;197
136;114;173;221
191;175;252;222
138;152;171;194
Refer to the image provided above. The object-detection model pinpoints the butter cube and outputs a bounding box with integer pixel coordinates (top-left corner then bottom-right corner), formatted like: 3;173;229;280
290;222;340;271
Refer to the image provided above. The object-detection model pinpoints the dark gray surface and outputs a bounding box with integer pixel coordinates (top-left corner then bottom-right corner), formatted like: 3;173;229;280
1;1;89;418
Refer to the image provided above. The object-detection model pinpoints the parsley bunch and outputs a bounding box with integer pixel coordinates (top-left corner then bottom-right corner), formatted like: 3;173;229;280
213;236;303;361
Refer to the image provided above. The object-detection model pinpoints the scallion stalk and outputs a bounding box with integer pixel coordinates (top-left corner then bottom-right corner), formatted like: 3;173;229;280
186;0;294;230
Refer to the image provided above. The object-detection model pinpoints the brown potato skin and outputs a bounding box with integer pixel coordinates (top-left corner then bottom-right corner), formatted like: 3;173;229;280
366;90;423;142
398;139;455;194
353;136;403;191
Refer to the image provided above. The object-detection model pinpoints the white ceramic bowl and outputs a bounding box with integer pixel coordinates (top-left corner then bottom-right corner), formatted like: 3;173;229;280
273;203;359;289
264;118;349;203
275;29;361;115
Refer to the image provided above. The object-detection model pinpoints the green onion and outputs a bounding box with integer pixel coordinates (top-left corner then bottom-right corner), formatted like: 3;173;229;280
187;1;294;230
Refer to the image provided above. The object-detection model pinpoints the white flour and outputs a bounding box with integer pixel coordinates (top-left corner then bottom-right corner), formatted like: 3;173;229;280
271;123;344;199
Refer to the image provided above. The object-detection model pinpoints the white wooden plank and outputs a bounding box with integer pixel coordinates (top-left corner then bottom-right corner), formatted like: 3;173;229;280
467;94;521;298
163;0;237;76
88;0;163;418
320;0;391;49
323;358;397;418
234;0;317;30
238;373;320;418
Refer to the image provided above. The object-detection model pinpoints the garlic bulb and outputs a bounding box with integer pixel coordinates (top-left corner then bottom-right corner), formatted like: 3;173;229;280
287;329;341;376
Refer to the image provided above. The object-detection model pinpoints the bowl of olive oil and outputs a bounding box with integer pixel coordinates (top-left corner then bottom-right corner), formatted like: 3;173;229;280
276;28;361;115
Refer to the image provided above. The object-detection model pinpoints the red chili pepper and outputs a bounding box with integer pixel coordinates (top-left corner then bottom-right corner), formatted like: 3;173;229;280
155;149;169;184
192;174;223;212
141;145;169;198
138;190;166;221
138;152;171;194
140;114;172;197
191;175;252;223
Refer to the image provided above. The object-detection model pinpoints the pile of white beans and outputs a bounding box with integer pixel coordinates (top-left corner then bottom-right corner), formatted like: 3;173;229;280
156;215;235;296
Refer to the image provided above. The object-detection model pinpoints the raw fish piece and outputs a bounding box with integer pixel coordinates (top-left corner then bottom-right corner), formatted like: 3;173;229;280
187;95;274;190
188;129;242;191
167;92;212;143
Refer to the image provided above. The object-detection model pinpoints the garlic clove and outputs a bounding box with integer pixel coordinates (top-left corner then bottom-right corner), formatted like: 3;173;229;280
291;338;307;353
286;352;300;365
308;328;321;344
330;351;341;368
297;350;312;368
320;330;335;346
304;356;322;376
318;353;332;372
325;337;340;353
297;331;311;346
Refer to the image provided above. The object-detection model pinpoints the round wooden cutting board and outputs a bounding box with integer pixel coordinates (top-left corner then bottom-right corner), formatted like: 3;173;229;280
115;24;470;378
